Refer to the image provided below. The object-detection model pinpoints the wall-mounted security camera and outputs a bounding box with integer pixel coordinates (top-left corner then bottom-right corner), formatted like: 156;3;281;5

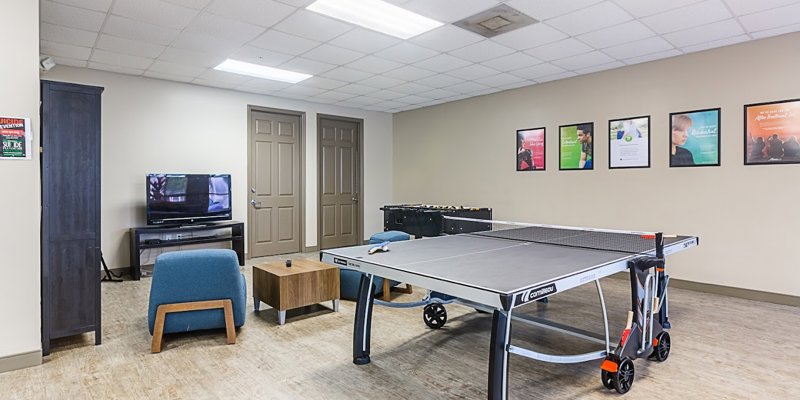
40;56;56;73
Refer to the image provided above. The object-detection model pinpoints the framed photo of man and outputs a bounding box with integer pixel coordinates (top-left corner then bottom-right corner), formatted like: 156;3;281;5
609;115;650;169
516;127;546;171
744;98;800;165
559;122;593;170
669;108;721;167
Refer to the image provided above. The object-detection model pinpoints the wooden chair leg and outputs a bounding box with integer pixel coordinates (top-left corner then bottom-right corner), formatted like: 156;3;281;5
382;279;391;301
223;299;236;344
151;306;168;353
150;299;237;353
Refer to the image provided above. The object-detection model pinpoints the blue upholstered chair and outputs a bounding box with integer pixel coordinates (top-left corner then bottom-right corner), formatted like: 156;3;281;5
340;231;412;301
147;249;247;353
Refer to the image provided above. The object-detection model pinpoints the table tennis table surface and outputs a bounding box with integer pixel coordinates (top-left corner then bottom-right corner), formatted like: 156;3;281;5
323;226;697;297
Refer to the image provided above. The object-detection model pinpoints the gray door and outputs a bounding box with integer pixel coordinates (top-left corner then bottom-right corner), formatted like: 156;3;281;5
319;116;361;249
248;109;302;257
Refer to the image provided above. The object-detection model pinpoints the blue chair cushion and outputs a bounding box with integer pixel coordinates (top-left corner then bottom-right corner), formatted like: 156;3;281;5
369;230;410;244
340;269;387;301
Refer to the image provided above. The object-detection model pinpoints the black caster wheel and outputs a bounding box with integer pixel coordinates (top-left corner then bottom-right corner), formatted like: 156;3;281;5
612;357;635;394
651;331;671;362
601;369;614;389
423;303;447;329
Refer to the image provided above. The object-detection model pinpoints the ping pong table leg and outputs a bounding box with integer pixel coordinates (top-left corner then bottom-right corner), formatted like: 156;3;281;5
353;273;375;365
488;309;512;400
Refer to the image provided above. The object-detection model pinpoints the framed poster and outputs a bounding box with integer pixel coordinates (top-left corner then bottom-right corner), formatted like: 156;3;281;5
559;122;593;170
0;117;32;160
744;98;800;165
609;115;650;169
669;108;720;167
516;127;545;171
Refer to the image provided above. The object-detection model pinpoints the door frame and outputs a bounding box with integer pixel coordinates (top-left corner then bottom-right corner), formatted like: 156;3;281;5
317;114;365;249
246;105;306;258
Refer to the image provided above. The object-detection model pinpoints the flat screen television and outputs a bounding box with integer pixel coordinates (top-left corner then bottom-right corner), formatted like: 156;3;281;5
146;174;232;225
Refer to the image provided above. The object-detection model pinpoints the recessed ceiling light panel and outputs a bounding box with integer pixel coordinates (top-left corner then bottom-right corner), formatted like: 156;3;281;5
307;0;443;39
214;59;312;83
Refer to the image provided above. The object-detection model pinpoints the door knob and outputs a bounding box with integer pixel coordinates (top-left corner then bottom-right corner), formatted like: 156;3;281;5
250;199;262;208
352;196;358;202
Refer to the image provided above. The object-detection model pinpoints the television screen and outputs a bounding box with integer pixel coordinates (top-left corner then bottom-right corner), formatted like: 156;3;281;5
146;174;231;225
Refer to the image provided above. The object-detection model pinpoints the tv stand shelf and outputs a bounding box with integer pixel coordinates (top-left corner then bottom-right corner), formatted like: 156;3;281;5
129;221;244;280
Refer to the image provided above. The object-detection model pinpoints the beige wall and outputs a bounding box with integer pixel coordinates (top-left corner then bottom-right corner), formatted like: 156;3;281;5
0;0;41;362
394;32;800;297
43;67;393;269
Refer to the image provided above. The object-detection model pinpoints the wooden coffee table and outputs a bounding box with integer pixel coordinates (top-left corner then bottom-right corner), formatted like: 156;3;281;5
252;259;340;325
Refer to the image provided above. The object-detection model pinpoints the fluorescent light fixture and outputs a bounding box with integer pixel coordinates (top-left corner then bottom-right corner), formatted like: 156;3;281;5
214;59;312;83
307;0;443;39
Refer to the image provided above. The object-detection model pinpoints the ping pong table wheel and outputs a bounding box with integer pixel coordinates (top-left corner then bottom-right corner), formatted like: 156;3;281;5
649;331;671;362
601;370;614;389
423;303;447;329
611;357;635;394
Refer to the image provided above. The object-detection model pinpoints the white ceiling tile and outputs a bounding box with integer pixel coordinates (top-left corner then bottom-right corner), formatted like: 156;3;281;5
481;52;543;72
415;74;465;88
739;3;800;32
227;46;293;66
550;50;615;70
417;88;459;99
409;24;483;52
723;0;800;15
302;44;365;65
525;39;593;61
49;56;89;68
40;40;92;60
391;81;436;94
341;96;383;106
185;12;266;43
273;10;353;42
547;2;633;36
613;0;705;18
681;34;750;53
574;60;625;74
171;32;241;54
414;54;471;73
50;0;113;12
446;80;492;94
749;22;800;38
472;73;528;87
491;23;569;50
164;0;211;8
641;0;732;34
602;36;675;59
206;0;296;28
396;94;434;104
402;0;500;23
577;21;655;49
382;65;438;80
111;0;199;30
336;83;379;95
496;80;536;90
41;1;107;31
275;0;316;6
320;67;375;82
96;34;165;58
237;79;292;93
509;63;566;80
369;100;409;110
505;0;603;20
90;49;155;69
623;49;683;64
346;56;403;74
536;71;578;83
87;61;146;75
299;76;348;90
277;85;327;96
314;90;357;101
41;23;98;48
191;78;241;90
279;57;337;74
158;47;226;67
328;28;402;54
359;75;406;89
449;40;515;63
374;42;438;64
250;30;321;56
368;90;407;100
148;60;206;77
144;70;195;82
664;19;745;47
446;64;498;80
102;15;181;45
195;69;253;84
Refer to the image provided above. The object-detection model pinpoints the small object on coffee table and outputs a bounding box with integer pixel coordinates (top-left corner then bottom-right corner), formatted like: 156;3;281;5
286;259;292;268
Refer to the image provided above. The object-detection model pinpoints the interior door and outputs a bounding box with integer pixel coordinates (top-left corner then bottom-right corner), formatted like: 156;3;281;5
319;116;361;249
248;109;302;257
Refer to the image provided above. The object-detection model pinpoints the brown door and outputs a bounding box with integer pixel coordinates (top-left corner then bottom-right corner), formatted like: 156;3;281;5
248;109;302;257
319;116;361;249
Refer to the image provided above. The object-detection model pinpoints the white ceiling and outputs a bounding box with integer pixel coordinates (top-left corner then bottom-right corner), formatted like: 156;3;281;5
39;0;800;113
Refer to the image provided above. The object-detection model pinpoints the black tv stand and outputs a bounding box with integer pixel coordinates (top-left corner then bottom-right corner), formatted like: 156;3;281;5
129;221;244;280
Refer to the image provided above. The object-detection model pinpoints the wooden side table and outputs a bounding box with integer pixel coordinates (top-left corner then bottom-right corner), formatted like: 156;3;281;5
253;259;340;325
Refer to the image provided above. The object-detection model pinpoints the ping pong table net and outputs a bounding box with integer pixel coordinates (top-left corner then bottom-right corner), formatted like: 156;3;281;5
442;216;664;256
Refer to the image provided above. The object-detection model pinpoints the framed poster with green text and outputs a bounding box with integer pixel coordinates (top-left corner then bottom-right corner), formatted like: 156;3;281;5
669;108;720;167
559;122;593;170
609;116;650;169
744;98;800;165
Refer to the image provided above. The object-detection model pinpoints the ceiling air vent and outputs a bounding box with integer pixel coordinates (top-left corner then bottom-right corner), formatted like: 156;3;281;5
453;4;538;38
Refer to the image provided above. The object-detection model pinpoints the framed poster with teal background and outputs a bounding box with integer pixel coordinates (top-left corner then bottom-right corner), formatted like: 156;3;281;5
669;108;721;167
559;122;594;170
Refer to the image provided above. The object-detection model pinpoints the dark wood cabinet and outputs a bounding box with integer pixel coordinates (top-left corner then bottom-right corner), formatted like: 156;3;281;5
41;80;104;356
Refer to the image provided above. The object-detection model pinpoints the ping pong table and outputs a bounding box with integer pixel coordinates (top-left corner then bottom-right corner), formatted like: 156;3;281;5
320;218;698;399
